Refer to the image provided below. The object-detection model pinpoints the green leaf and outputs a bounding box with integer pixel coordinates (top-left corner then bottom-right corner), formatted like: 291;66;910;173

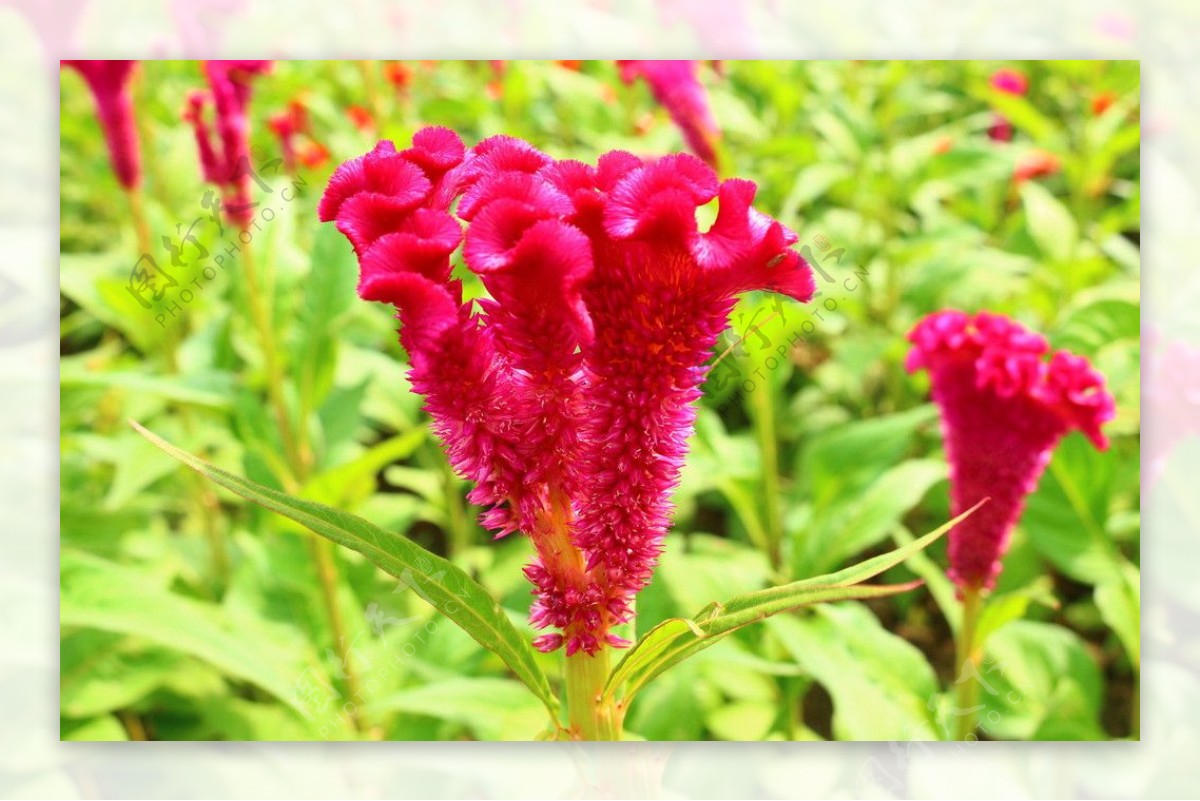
1095;559;1140;668
770;604;941;740
604;503;981;705
369;678;550;741
976;621;1105;740
1020;181;1078;262
801;458;947;574
1023;434;1122;586
62;715;130;741
61;549;330;728
131;421;559;721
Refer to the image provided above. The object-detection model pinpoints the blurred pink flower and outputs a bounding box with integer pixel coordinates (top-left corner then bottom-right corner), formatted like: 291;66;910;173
987;67;1028;143
617;60;721;168
907;310;1115;591
990;67;1029;95
1146;336;1200;489
1096;11;1136;41
320;128;814;654
183;60;272;226
170;0;246;55
62;60;141;190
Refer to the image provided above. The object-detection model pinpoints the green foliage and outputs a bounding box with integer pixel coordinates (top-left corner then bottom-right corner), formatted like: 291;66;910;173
60;59;1139;741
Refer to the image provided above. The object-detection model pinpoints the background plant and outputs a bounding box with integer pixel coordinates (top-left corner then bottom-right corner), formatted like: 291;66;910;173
60;60;1139;742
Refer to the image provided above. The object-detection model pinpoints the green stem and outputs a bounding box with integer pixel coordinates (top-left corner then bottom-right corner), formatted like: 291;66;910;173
441;457;473;557
749;376;785;575
240;235;361;731
953;585;984;740
565;648;619;741
130;186;228;589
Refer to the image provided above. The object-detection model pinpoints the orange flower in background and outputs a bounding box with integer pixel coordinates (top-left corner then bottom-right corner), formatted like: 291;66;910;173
1013;149;1061;182
932;134;955;155
556;60;584;71
346;104;374;132
1091;90;1118;116
297;140;329;169
384;61;413;92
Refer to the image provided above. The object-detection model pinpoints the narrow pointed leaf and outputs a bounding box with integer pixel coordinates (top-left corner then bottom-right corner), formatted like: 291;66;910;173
605;501;983;705
131;421;559;720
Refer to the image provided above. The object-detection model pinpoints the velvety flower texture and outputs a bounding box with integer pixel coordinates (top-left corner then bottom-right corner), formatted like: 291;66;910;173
183;60;272;226
906;310;1115;591
62;60;141;189
618;60;721;168
320;128;814;654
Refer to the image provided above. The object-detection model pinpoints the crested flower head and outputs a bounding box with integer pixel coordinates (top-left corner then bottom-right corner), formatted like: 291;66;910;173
320;127;813;655
183;60;272;226
617;60;721;168
62;60;141;189
906;310;1115;591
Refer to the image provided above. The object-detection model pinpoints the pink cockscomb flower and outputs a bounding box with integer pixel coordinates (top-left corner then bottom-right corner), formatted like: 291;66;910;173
987;67;1028;143
62;60;141;189
320;128;813;655
617;60;721;169
906;310;1115;591
990;67;1029;96
183;60;272;226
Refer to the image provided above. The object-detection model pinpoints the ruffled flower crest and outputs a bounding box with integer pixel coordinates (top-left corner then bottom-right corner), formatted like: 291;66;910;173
906;310;1115;590
321;128;814;655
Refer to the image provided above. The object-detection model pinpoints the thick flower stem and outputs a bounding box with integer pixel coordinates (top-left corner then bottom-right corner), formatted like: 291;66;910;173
565;648;619;741
953;585;984;740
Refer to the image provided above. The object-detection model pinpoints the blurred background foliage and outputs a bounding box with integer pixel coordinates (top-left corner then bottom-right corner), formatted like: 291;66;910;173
60;60;1139;741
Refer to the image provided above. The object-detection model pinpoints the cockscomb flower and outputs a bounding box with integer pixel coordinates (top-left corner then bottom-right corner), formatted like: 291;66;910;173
62;60;141;189
906;310;1115;591
320;127;813;655
268;99;309;173
617;60;721;169
987;67;1029;142
990;67;1029;95
183;60;272;226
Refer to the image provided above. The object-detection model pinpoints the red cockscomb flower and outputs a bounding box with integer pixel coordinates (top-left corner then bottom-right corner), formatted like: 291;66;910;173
62;60;141;189
319;128;814;655
183;60;272;226
906;310;1115;591
268;98;310;172
347;104;374;132
617;60;721;169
